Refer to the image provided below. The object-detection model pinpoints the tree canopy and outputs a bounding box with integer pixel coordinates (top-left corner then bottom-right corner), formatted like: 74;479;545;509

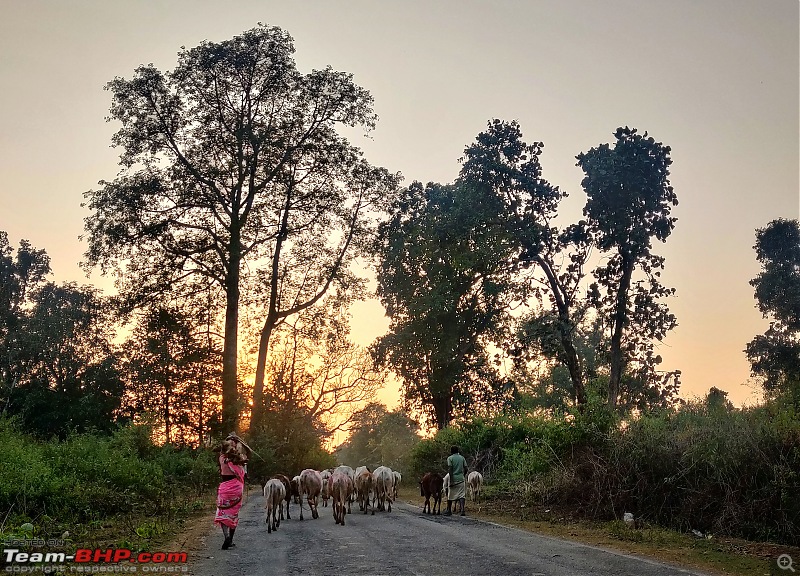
577;127;679;408
82;25;397;430
747;218;800;402
373;179;518;429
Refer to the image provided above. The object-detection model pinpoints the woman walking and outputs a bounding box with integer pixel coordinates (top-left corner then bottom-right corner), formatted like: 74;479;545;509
215;436;248;549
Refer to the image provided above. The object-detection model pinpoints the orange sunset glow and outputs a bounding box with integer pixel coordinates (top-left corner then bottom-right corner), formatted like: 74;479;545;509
0;0;797;427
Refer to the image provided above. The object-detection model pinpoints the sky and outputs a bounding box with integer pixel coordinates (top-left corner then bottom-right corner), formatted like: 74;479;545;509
0;0;797;409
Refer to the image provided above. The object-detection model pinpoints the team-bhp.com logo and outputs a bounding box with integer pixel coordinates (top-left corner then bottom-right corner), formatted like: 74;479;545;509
3;548;188;573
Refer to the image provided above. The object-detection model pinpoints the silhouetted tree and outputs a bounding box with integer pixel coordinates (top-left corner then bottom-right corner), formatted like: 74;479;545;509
577;127;679;408
460;120;593;407
335;403;420;471
373;179;517;429
746;218;800;402
0;232;51;414
121;304;220;445
7;282;123;438
82;24;397;431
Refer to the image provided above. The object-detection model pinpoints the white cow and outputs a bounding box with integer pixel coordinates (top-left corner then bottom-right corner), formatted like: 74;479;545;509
263;478;286;534
467;471;483;502
443;473;450;500
372;466;394;512
392;471;402;500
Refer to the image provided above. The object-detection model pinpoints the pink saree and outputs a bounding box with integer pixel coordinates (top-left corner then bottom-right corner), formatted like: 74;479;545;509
214;458;246;528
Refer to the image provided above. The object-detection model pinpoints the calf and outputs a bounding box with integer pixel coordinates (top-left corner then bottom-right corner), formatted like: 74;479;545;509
320;469;333;508
271;473;293;520
420;472;444;515
291;475;302;504
263;478;286;534
392;471;402;500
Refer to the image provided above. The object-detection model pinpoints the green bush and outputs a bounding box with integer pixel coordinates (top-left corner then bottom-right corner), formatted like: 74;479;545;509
0;419;218;539
410;399;800;545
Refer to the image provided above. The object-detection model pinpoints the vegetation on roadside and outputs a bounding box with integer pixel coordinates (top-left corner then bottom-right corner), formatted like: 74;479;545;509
0;420;217;551
408;390;800;547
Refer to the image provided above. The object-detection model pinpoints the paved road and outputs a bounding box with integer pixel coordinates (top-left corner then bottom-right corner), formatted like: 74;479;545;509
186;489;709;576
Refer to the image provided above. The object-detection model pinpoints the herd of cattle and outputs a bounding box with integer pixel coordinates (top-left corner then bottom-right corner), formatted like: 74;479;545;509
260;466;484;533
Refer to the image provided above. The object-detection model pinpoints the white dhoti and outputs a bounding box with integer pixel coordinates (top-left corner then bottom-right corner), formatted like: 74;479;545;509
449;479;466;501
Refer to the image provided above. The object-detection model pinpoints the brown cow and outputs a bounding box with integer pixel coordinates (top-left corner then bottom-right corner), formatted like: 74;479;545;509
299;469;323;520
355;469;374;515
269;474;293;520
420;472;443;515
331;470;353;525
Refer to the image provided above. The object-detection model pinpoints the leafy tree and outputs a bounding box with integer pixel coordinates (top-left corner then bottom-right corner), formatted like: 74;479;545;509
334;402;420;472
7;282;124;438
249;153;398;431
459;120;593;407
120;304;221;445
82;24;396;430
373;180;517;429
514;316;681;414
0;233;51;413
262;306;383;429
251;300;383;471
576;127;678;408
746;219;800;401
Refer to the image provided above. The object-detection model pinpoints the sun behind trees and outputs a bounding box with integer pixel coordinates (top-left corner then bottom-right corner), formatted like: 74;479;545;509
82;24;399;432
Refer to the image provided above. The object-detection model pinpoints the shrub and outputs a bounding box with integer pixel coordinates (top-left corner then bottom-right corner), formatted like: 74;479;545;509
0;419;218;539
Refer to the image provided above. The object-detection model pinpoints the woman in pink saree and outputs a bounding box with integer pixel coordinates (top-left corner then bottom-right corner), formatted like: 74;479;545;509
215;438;247;550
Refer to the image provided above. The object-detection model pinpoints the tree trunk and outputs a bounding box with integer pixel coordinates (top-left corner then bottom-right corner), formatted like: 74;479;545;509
432;393;451;430
608;253;634;409
250;201;289;431
198;375;204;448
250;314;276;431
535;255;586;408
221;241;241;432
561;337;587;407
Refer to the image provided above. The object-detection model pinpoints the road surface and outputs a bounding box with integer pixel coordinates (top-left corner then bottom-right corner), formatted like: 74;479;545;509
185;488;709;576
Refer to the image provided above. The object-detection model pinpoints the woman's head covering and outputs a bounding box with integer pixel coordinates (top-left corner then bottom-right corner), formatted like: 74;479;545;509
221;439;247;464
224;432;253;457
